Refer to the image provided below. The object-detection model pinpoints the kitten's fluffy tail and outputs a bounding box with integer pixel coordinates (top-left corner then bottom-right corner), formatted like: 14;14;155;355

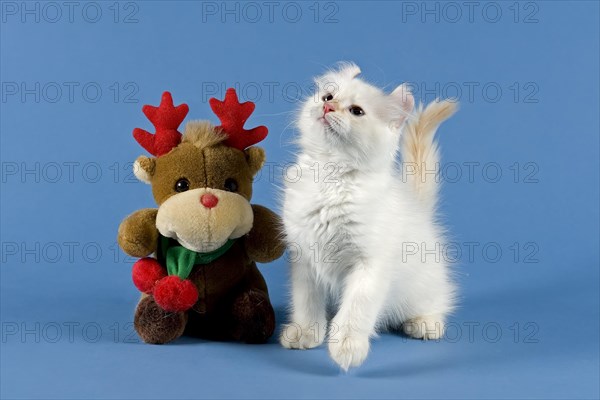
401;99;458;210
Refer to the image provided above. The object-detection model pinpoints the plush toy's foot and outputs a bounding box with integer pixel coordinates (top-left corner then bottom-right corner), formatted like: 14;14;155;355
230;289;275;344
134;295;188;344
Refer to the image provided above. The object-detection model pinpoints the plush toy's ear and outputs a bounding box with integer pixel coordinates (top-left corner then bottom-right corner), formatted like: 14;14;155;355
244;147;265;177
389;84;415;129
133;156;156;184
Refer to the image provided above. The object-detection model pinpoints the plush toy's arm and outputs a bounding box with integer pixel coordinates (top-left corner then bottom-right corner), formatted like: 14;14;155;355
118;208;159;258
245;204;285;263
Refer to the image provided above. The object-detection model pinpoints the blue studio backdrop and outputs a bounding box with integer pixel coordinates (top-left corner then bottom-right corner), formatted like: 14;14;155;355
1;1;599;399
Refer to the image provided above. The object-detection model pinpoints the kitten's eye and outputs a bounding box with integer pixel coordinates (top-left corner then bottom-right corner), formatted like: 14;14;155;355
224;178;238;192
322;93;334;102
349;106;365;116
175;178;190;192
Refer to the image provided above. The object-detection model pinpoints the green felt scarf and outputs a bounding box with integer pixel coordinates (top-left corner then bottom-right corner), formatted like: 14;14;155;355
159;235;236;279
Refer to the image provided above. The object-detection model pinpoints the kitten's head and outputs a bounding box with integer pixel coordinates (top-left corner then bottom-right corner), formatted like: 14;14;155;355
297;63;414;164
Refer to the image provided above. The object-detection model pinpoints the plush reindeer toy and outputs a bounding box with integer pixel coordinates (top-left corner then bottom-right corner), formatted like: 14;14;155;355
117;89;284;344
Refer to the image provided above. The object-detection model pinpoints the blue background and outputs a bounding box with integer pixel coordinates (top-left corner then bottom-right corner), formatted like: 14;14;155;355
1;1;599;398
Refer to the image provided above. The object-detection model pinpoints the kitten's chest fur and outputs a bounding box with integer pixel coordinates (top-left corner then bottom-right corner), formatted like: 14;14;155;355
285;159;366;275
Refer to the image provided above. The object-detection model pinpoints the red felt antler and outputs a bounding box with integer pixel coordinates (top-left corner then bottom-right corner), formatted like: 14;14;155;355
209;88;268;150
133;92;189;157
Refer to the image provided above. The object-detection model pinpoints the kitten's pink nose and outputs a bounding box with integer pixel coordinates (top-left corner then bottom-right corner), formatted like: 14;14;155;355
323;103;335;114
200;193;218;209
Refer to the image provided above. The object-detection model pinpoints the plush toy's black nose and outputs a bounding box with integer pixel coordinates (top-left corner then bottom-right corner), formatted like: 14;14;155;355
200;193;218;209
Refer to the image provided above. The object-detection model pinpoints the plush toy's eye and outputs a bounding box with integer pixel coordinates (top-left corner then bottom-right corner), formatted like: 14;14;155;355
322;93;334;102
349;105;365;116
224;178;238;192
175;178;190;192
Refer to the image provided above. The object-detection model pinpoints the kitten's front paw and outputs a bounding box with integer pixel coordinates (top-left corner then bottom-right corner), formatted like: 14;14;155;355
328;330;370;371
280;323;324;350
403;315;445;340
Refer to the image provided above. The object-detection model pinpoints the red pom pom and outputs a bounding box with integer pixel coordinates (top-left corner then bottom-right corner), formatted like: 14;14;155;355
153;276;198;312
132;258;167;294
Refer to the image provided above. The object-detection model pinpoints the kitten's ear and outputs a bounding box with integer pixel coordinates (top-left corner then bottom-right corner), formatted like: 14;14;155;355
389;84;415;129
316;63;361;95
339;63;361;80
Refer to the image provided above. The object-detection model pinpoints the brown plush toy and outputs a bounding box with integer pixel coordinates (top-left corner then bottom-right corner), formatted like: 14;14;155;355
117;89;285;344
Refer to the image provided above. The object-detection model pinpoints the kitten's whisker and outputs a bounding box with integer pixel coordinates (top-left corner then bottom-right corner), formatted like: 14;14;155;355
256;111;296;117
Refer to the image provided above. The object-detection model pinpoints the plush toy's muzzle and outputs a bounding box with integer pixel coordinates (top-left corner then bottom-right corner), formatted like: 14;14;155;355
156;187;253;253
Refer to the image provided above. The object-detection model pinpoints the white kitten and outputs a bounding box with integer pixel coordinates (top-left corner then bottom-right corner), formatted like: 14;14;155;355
280;63;458;370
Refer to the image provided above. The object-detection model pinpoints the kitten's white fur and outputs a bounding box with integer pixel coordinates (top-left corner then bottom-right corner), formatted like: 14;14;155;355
280;63;458;370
